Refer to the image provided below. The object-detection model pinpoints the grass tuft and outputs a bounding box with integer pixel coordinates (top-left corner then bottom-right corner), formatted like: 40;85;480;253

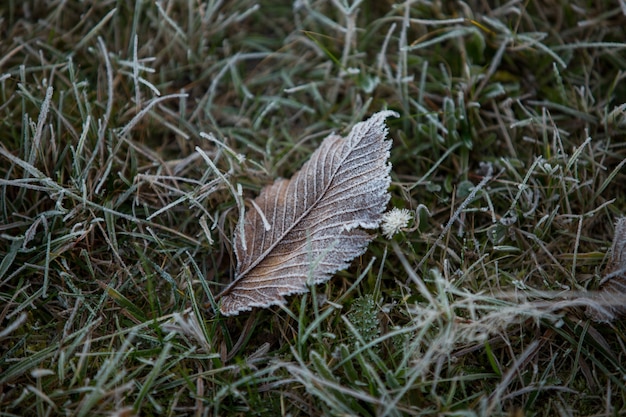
1;0;626;415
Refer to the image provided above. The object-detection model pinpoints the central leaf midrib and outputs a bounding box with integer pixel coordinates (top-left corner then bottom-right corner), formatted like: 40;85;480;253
235;135;371;282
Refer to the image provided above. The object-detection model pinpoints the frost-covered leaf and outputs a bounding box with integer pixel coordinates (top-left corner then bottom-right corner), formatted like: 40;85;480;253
587;217;626;322
217;111;398;316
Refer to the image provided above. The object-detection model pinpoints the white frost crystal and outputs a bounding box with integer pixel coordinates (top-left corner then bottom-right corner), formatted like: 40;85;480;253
381;208;413;239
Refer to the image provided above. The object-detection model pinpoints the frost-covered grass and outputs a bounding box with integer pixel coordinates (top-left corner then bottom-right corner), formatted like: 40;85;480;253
1;1;626;415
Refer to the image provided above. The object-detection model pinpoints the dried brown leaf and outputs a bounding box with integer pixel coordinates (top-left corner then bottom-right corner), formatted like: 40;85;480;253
217;111;398;316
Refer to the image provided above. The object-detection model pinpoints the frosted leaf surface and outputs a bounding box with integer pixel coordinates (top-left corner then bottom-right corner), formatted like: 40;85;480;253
218;111;398;316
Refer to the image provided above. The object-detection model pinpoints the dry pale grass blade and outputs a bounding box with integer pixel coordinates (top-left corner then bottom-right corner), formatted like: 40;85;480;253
587;217;626;322
217;111;398;316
